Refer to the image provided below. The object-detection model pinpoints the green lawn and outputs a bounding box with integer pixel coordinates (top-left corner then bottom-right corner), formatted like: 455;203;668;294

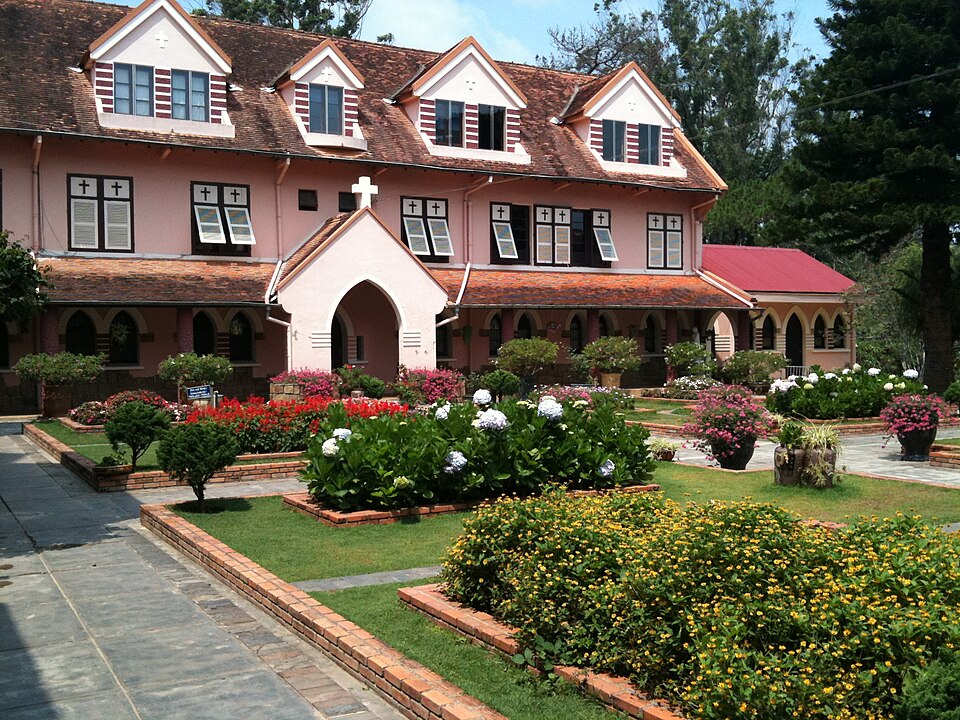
620;399;692;426
174;496;467;582
937;437;960;447
315;582;613;720
33;419;162;468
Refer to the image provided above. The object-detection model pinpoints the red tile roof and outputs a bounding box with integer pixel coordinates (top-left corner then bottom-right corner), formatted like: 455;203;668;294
429;268;750;309
277;212;354;286
42;257;276;305
0;0;722;192
701;245;855;295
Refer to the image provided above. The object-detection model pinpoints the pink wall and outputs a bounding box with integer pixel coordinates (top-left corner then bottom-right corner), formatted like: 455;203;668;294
338;281;399;381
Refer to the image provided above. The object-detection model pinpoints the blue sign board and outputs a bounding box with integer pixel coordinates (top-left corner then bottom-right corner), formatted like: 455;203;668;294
186;385;213;401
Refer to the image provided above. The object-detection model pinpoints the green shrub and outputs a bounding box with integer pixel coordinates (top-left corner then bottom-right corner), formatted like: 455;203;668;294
495;338;559;378
302;397;654;511
474;369;521;401
578;336;642;374
719;350;787;388
104;401;170;471
944;379;960;406
157;422;239;512
336;365;386;398
14;352;104;385
443;496;960;720
896;655;960;720
158;353;233;402
665;341;716;377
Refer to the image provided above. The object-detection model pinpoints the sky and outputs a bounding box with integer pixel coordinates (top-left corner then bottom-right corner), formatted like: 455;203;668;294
100;0;833;66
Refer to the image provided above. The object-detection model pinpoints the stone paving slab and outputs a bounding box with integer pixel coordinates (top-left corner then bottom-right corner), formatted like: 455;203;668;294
294;565;443;593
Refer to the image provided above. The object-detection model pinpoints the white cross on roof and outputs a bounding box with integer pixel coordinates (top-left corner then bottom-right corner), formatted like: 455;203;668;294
351;176;379;209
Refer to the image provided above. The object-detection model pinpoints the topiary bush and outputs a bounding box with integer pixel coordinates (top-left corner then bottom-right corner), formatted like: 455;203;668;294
336;365;387;398
158;353;233;403
665;341;717;378
15;352;104;385
158;422;239;512
896;655;960;720
470;369;521;401
495;338;560;381
104;401;170;471
719;350;788;389
577;336;642;374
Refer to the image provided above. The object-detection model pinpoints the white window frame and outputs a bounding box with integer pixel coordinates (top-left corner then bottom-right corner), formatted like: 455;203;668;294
225;207;256;245
427;218;454;256
68;175;133;252
492;221;519;259
593;228;618;262
103;200;132;251
194;205;227;244
70;198;99;250
402;216;431;255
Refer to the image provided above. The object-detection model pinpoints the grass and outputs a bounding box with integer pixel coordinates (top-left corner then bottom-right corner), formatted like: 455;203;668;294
937;437;960;447
173;496;467;582
654;461;960;523
314;582;613;720
621;400;692;426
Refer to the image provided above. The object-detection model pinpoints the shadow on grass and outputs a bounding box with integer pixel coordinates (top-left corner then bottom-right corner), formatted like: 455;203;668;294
173;497;253;515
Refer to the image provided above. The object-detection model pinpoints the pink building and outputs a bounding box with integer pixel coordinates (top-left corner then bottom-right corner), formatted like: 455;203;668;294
0;0;854;412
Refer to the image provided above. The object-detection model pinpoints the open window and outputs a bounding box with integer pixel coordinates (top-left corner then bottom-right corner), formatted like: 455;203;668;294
401;197;454;261
191;182;254;256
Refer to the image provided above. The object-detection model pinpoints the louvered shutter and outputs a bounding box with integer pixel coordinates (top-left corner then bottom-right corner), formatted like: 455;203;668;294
71;198;98;249
104;200;131;250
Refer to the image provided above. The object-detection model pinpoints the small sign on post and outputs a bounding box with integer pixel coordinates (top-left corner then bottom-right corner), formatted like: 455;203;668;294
186;385;213;401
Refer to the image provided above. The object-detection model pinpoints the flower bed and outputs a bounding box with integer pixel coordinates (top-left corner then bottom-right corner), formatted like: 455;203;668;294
68;390;191;427
186;396;407;454
441;490;960;720
303;395;654;512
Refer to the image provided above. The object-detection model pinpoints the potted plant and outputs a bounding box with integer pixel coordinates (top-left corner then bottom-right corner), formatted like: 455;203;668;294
880;393;947;461
14;352;105;418
665;341;717;382
773;420;806;486
683;385;775;470
578;336;642;389
495;338;559;395
799;423;842;488
649;437;680;462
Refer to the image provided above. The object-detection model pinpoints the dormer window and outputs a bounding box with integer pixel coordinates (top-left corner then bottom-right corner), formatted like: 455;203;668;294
638;123;661;165
114;63;153;116
172;70;208;122
478;104;505;151
602;120;626;162
308;84;343;135
435;100;464;147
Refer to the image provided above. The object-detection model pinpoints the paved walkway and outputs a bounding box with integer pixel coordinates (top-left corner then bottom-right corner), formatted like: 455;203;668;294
0;423;404;720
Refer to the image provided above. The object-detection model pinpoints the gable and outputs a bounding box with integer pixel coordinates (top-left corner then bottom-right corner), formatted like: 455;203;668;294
590;74;678;128
419;50;521;109
287;41;363;90
88;0;231;76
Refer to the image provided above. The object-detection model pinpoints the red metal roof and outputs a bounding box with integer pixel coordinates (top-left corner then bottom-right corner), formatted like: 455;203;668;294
700;245;855;294
430;268;750;309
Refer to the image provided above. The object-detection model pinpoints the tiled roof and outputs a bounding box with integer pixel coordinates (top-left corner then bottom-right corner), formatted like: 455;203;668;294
701;245;855;294
0;0;721;192
41;257;276;304
277;212;354;286
429;268;750;309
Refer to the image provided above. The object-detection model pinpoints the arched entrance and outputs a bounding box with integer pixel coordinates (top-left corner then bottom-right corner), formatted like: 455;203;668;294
785;314;804;369
333;281;399;381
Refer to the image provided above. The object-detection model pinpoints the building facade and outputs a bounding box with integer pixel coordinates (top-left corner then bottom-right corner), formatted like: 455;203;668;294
0;0;854;412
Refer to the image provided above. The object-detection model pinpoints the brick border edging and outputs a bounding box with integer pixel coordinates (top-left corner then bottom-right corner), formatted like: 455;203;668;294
283;484;662;527
398;585;684;720
139;504;507;720
23;423;304;492
930;443;960;469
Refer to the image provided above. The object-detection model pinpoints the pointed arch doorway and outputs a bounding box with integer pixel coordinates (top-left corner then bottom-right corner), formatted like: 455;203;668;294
332;281;399;381
785;314;804;369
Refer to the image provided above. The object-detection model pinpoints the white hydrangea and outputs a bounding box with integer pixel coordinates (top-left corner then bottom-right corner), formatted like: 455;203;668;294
435;404;450;420
867;368;881;376
598;459;616;477
769;378;797;394
393;475;413;490
807;373;819;384
572;399;589;409
896;382;906;390
842;368;851;375
443;450;468;475
321;438;339;457
516;399;536;409
903;369;919;379
473;389;492;406
853;363;862;371
803;383;814;390
332;428;352;441
473;408;510;431
787;375;797;382
824;372;837;380
883;382;894;391
537;397;563;421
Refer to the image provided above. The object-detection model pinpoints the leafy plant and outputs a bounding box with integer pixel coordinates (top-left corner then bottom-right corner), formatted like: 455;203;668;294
775;419;805;449
662;375;722;399
68;400;109;426
665;341;716;377
157;422;239;512
337;365;386;398
578;336;642;374
0;230;49;330
15;352;105;391
944;378;960;407
270;368;342;398
473;369;521;401
683;385;775;462
495;338;560;378
881;394;947;438
719;350;787;388
393;366;465;404
158;353;233;402
896;655;960;720
104;401;170;472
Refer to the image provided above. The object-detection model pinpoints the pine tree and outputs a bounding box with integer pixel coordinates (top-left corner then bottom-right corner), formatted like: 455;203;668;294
204;0;371;37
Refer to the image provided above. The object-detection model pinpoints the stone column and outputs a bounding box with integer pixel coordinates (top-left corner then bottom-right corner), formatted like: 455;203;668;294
501;308;515;343
737;312;752;351
176;307;193;354
665;311;679;346
586;309;600;343
40;310;59;354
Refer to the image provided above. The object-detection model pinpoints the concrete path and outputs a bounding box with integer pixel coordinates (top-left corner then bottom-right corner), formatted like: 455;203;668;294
294;566;443;593
0;423;404;720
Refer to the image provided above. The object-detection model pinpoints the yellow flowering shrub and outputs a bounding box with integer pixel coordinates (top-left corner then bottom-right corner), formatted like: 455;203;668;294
442;492;960;719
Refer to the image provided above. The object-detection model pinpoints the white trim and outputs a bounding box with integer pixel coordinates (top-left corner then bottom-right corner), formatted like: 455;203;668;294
596;154;686;178
427;218;455;257
289;46;363;89
70;198;99;249
426;143;531;164
492;221;519;259
97;110;235;138
415;44;527;109
301;129;367;150
402;216;431;255
586;69;681;129
194;204;226;244
694;269;754;308
89;0;232;75
225;207;256;245
103;200;132;250
593;227;618;262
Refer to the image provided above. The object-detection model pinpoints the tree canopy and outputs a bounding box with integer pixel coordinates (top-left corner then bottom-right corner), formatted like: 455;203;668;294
203;0;371;36
0;231;49;331
775;0;960;391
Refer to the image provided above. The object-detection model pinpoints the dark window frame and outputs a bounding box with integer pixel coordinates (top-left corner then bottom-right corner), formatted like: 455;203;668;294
193;311;217;357
434;99;464;147
569;314;585;353
298;189;319;212
308;83;344;135
645;315;660;353
601;119;626;162
338;192;357;213
488;313;502;357
190;181;253;258
108;311;139;366
114;63;153;117
67;174;135;253
400;196;451;264
228;312;255;363
490;202;529;265
814;315;827;349
638;123;661;165
647;212;683;270
761;315;776;350
65;311;97;356
832;315;847;349
478;104;506;151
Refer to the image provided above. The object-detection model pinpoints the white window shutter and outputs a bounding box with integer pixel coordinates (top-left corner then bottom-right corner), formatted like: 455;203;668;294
226;207;256;245
491;221;518;259
71;198;98;249
593;227;618;262
666;230;682;268
194;205;226;244
554;225;571;264
648;229;665;267
103;200;131;250
403;217;431;255
427;218;454;257
535;224;553;264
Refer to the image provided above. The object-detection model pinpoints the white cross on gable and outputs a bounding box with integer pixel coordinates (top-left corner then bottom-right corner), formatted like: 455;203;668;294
465;77;477;92
351;176;379;209
627;99;639;112
155;30;169;49
319;66;335;82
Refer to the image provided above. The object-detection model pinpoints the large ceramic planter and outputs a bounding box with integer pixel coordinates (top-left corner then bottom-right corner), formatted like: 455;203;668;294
599;372;622;389
774;446;804;486
714;439;755;470
41;383;72;419
802;448;837;488
898;427;938;461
